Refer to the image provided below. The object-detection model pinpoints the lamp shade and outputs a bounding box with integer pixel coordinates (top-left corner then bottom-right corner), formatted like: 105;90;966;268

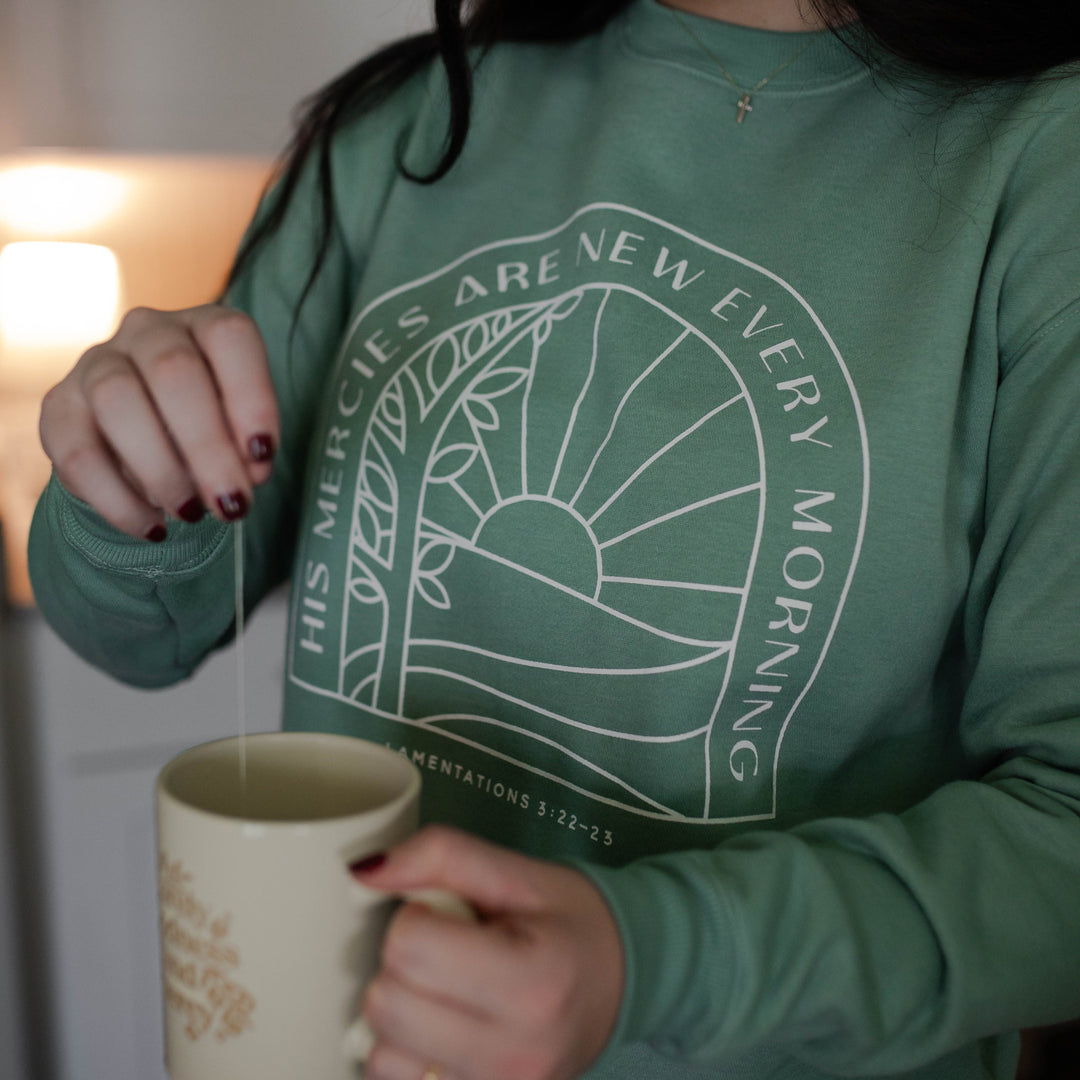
0;241;122;352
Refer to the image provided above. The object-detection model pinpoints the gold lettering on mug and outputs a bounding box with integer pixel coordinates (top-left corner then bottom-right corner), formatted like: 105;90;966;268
158;854;256;1041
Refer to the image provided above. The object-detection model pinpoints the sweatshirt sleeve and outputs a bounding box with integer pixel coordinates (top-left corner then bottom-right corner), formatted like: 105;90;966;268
579;300;1080;1075
26;142;356;688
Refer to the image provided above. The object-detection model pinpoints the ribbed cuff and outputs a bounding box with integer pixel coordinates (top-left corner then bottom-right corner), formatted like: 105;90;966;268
569;851;741;1060
49;473;229;575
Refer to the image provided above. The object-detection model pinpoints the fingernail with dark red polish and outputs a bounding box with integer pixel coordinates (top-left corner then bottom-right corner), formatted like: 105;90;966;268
145;524;167;544
249;434;275;463
217;491;248;521
178;497;205;524
348;853;388;876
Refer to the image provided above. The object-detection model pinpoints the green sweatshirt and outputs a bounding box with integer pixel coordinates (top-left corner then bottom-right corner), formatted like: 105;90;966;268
28;2;1080;1077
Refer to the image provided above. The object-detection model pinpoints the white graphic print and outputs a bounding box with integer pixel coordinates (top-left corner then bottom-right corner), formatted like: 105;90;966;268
290;204;868;826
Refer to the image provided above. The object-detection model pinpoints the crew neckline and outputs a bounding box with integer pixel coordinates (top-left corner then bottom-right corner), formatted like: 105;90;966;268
618;0;876;93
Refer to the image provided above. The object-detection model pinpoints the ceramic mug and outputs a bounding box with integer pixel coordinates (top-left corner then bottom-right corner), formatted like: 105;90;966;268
155;731;471;1080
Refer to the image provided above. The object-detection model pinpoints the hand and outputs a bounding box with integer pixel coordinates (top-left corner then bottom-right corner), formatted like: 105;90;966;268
353;825;625;1080
38;303;279;540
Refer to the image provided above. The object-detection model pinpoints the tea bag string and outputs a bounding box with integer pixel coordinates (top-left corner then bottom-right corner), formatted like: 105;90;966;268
234;520;247;789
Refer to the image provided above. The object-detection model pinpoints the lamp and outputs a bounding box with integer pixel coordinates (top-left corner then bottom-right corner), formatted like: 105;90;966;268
0;151;271;607
0;165;129;235
0;241;122;349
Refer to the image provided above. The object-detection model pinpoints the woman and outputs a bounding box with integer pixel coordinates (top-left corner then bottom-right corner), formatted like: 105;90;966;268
27;1;1080;1078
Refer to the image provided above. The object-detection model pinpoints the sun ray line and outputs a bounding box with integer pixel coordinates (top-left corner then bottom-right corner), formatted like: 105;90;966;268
419;518;472;546
587;390;747;526
601;576;747;595
598;482;762;549
449;478;484;520
548;289;610;498
570;327;691;510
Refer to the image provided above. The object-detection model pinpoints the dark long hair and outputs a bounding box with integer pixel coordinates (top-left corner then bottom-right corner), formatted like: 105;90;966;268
224;0;1080;319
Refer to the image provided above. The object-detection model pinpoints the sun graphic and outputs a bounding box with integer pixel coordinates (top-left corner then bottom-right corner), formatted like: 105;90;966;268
341;284;765;817
474;496;602;599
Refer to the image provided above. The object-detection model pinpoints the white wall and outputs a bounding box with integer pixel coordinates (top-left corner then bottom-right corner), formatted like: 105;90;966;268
4;0;432;154
0;0;80;150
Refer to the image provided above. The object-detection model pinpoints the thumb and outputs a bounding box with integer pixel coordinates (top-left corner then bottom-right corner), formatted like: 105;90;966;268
349;824;545;916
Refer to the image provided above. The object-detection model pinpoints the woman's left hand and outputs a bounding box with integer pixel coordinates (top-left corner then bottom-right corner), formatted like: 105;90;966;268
353;824;625;1080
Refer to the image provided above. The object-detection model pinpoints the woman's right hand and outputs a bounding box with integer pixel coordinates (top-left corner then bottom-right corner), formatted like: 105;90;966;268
39;303;280;542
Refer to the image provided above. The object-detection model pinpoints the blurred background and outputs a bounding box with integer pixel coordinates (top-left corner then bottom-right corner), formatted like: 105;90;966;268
0;2;1076;1078
0;2;428;1078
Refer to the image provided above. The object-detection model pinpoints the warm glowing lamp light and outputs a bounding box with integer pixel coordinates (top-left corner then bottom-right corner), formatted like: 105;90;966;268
0;153;270;607
0;164;129;235
0;241;122;350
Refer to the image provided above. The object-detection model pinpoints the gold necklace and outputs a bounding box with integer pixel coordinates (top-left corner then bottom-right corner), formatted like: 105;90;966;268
668;8;817;124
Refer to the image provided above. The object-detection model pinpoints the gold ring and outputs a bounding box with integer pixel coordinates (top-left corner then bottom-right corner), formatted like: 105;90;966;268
420;1065;443;1080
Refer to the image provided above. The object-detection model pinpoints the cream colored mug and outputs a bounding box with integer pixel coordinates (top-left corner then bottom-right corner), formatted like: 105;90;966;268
155;731;471;1080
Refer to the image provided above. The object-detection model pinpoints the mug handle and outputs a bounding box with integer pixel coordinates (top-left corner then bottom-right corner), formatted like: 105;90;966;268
342;885;477;1062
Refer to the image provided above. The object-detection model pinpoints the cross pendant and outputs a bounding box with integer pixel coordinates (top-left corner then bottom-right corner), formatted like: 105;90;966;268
736;93;753;124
